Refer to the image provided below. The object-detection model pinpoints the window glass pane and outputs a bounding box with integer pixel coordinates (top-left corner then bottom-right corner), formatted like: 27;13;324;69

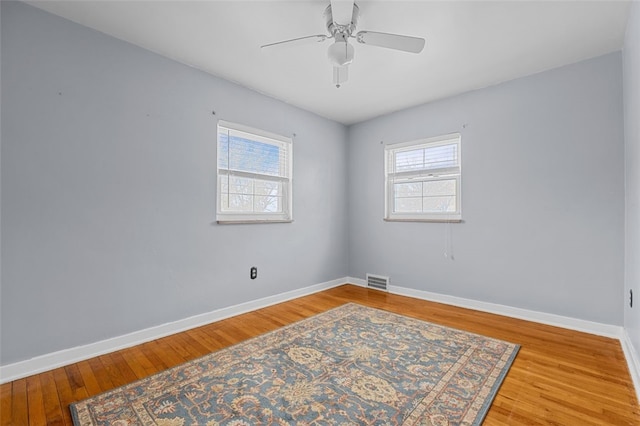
218;132;282;177
219;176;284;214
423;196;456;213
228;176;253;195
394;142;458;173
254;180;281;196
394;150;425;172
395;197;423;213
423;179;456;197
221;193;253;212
394;180;457;213
394;182;422;197
254;195;282;213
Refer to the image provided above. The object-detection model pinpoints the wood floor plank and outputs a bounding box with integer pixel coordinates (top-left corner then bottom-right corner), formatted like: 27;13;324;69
138;341;171;373
0;382;12;426
64;364;89;401
164;333;200;361
75;360;102;397
107;351;141;385
120;346;158;379
184;328;222;353
2;284;638;425
25;375;46;426
51;367;76;425
97;354;132;389
9;379;28;426
171;332;212;360
39;371;65;426
86;356;115;393
148;338;185;368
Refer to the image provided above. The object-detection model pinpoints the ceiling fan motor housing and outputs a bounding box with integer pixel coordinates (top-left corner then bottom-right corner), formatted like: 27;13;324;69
324;3;359;37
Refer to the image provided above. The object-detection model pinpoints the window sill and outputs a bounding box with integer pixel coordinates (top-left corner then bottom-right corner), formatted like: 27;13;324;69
384;218;463;223
216;219;293;225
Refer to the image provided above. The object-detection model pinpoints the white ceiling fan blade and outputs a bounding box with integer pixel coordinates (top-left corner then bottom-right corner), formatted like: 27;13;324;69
261;34;328;50
356;31;425;53
333;65;349;88
330;0;355;26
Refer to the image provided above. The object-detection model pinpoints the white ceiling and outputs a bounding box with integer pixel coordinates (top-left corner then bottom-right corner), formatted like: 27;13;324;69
28;1;631;125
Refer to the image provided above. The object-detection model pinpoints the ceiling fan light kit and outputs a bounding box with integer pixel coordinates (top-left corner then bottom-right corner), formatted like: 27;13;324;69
327;38;355;67
261;1;426;88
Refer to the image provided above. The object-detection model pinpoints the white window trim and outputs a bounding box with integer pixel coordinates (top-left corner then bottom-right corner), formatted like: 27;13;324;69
384;133;462;222
216;120;293;224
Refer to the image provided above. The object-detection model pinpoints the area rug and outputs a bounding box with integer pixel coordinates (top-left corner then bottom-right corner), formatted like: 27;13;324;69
70;303;519;426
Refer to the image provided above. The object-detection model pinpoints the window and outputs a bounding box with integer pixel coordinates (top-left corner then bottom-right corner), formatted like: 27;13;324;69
384;133;461;222
217;121;292;223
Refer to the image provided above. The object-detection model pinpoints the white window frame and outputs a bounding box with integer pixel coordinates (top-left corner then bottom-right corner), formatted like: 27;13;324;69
216;120;293;224
384;133;462;222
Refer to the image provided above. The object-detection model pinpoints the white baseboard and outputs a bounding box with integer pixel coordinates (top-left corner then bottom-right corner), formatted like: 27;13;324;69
348;277;623;338
0;277;349;384
346;277;367;287
621;330;640;402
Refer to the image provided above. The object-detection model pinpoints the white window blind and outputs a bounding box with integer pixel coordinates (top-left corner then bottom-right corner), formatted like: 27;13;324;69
384;133;461;222
217;121;292;223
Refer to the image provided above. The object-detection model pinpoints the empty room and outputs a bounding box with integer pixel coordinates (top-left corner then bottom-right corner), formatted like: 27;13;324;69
1;0;639;424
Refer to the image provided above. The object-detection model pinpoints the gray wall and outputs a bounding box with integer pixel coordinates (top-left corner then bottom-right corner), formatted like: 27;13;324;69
1;1;349;365
624;2;640;357
348;53;625;326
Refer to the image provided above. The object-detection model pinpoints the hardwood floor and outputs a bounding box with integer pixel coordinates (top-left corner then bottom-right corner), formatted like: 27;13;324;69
1;284;638;425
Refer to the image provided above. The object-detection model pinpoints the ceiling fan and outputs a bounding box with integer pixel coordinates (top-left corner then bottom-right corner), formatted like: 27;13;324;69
261;0;426;88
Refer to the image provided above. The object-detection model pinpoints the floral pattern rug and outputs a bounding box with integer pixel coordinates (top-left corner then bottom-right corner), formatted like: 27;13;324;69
70;303;519;426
